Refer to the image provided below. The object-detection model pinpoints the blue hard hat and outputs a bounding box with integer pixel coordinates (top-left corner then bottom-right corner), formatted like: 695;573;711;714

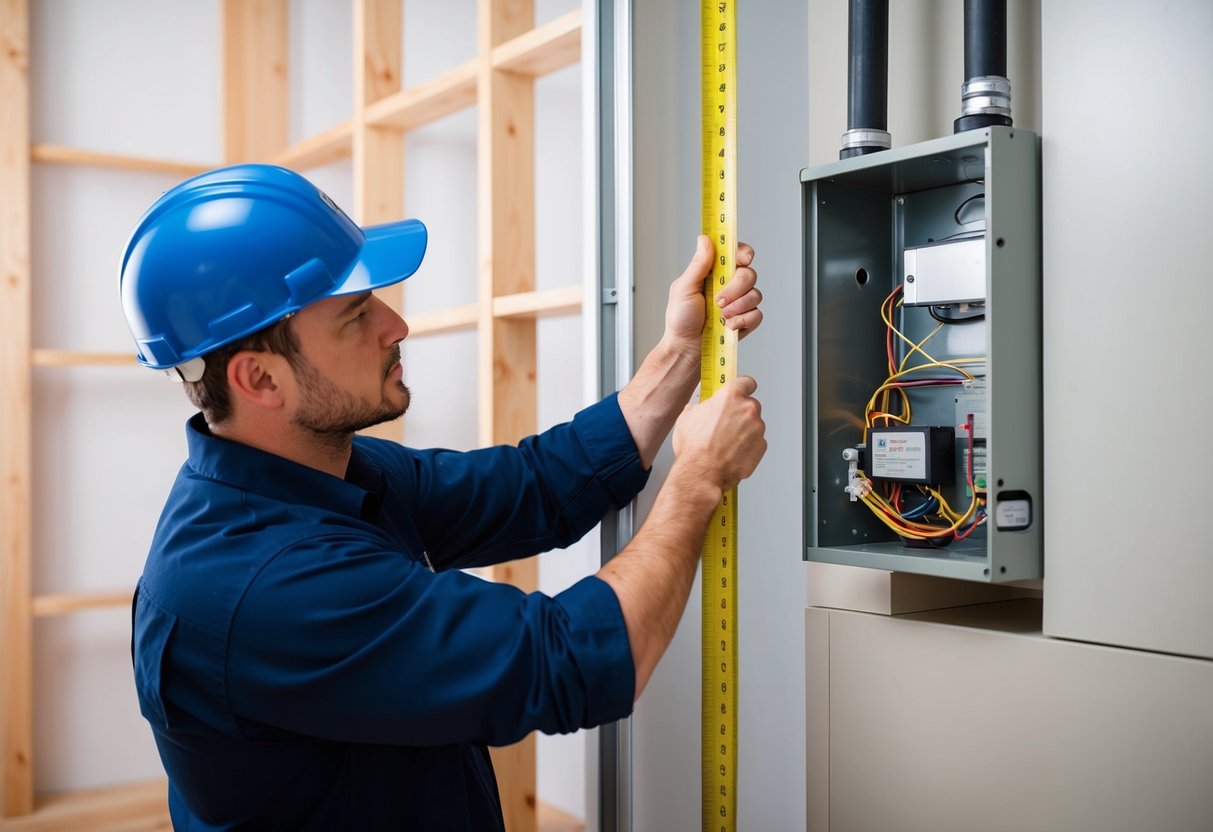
120;164;427;371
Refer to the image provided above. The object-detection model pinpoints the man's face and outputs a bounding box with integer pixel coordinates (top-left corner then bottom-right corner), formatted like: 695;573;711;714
287;291;410;438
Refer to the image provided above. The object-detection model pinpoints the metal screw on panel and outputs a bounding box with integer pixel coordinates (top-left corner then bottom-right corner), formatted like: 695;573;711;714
906;274;915;283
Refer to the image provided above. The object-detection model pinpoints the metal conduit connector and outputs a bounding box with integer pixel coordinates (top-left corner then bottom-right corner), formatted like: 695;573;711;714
954;75;1013;133
841;128;892;154
960;75;1012;118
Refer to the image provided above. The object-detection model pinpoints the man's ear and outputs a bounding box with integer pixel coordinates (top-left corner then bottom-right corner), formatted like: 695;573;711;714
227;351;287;411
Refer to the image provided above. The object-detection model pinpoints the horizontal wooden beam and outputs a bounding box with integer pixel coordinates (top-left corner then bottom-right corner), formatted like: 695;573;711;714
31;351;136;368
491;9;580;77
406;302;479;337
0;774;577;832
0;778;168;830
30;144;210;178
269;120;354;170
364;60;478;132
31;591;131;618
492;285;582;320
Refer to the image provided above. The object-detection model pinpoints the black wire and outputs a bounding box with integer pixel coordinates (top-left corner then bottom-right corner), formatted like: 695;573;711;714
928;304;986;324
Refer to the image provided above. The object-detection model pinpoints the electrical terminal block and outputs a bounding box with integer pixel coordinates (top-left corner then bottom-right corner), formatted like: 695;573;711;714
844;477;873;501
842;446;866;502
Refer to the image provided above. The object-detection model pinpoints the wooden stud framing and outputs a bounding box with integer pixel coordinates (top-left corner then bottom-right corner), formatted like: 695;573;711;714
31;592;132;619
222;0;288;163
365;60;479;131
353;0;406;444
478;2;540;829
492;8;582;77
269;120;355;171
1;0;33;817
30;350;136;367
6;1;589;825
30;144;209;177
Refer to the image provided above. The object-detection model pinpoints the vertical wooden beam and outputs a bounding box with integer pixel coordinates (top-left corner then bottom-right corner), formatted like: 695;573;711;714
0;0;33;817
353;0;405;443
478;0;537;449
478;2;538;830
222;0;289;163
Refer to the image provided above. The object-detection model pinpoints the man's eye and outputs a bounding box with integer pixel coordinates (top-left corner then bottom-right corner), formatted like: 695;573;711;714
350;311;368;324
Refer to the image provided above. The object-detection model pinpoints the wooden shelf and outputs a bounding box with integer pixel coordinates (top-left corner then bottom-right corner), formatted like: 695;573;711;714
492;9;581;77
32;591;132;618
31;350;136;367
493;285;582;319
0;778;169;831
0;776;580;832
365;60;479;132
270;119;354;170
403;286;581;340
406;302;479;337
31;143;210;177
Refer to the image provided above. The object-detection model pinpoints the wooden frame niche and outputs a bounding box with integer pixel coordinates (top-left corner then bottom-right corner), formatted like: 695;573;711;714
0;1;590;830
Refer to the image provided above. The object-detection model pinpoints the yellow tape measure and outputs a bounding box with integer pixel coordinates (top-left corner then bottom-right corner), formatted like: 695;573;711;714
700;1;738;830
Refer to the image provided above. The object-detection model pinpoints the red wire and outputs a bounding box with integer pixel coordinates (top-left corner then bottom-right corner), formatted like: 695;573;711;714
954;512;984;541
954;414;979;541
884;286;901;374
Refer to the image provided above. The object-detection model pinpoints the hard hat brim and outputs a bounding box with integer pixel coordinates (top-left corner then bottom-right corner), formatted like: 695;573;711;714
334;218;428;296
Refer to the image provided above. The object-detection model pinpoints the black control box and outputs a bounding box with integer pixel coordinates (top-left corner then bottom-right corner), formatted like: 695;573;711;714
865;426;955;484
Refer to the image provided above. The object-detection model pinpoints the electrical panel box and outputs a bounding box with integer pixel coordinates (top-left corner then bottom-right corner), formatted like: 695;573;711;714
802;127;1041;582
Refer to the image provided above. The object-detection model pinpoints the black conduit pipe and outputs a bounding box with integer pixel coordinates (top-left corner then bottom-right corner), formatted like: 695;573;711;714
954;0;1013;133
840;0;890;159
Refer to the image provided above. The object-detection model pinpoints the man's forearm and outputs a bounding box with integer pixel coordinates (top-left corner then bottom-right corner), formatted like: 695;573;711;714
616;336;701;469
596;457;721;700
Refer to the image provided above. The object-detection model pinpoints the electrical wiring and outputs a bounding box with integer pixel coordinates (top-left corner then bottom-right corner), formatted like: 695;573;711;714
851;289;989;543
900;494;939;520
928;304;986;325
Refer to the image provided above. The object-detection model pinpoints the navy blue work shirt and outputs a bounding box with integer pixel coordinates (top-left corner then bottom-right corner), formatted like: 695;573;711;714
132;394;647;830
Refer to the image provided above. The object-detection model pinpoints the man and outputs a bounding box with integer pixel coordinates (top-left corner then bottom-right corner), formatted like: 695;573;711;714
123;164;765;829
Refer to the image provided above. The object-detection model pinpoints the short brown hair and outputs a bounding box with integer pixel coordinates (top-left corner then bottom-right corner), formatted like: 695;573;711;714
183;316;302;425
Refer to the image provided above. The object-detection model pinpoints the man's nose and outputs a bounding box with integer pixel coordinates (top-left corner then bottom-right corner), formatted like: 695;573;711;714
372;294;409;344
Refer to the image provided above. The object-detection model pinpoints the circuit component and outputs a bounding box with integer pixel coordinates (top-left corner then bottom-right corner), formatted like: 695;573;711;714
866;426;955;484
955;380;988;494
902;237;986;306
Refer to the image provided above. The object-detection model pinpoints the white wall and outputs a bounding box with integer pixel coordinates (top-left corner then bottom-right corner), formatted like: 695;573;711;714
30;0;221;792
29;0;593;816
1040;0;1213;659
630;0;810;828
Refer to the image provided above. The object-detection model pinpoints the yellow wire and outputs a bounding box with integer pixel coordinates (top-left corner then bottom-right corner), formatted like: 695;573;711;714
863;362;974;428
883;296;945;371
862;489;979;539
899;321;944;373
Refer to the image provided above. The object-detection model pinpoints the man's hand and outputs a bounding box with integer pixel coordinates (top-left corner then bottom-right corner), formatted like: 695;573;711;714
672;376;767;493
600;375;766;701
662;236;763;359
617;237;763;469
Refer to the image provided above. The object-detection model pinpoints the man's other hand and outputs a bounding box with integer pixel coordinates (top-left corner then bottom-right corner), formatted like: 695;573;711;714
672;376;767;493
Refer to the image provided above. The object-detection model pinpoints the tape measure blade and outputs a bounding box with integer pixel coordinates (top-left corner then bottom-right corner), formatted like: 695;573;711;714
701;1;738;830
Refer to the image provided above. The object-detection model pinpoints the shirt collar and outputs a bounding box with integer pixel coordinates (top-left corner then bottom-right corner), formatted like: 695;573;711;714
184;413;387;522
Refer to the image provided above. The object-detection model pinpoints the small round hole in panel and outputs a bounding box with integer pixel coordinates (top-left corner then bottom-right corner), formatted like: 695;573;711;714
855;267;869;288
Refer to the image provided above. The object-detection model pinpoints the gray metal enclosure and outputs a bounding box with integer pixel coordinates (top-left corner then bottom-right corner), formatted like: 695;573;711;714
803;127;1041;582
